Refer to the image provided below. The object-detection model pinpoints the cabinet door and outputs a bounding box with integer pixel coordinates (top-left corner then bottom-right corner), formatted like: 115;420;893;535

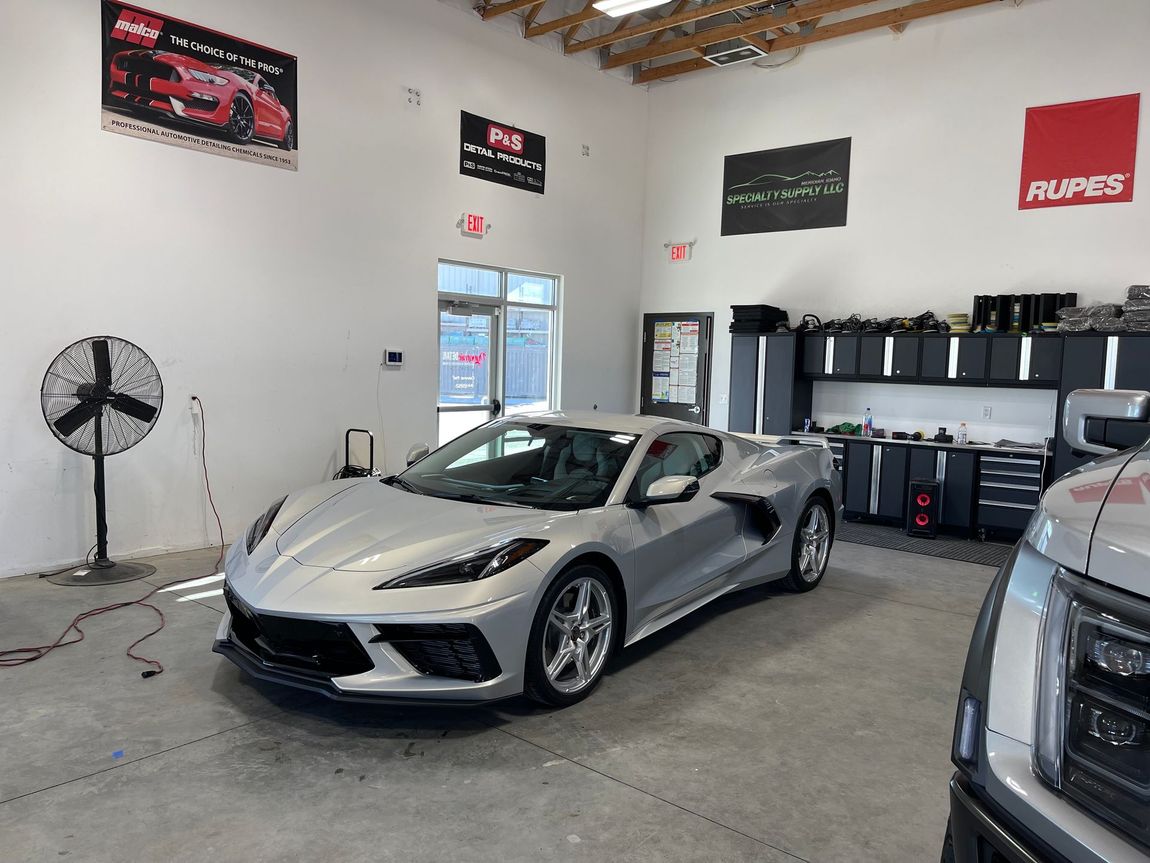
762;335;802;435
1027;337;1062;384
941;451;976;529
843;441;873;514
802;335;827;377
831;335;859;377
877;445;909;520
921;337;950;380
891;337;920;380
956;337;988;384
988;336;1021;382
859;336;885;378
1116;336;1150;390
728;335;759;433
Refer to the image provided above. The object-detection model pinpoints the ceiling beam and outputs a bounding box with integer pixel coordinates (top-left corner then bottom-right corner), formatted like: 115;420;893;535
562;0;598;46
740;33;774;52
648;0;691;44
482;0;547;20
524;3;545;29
525;3;604;38
635;0;1000;83
602;0;879;69
568;0;781;55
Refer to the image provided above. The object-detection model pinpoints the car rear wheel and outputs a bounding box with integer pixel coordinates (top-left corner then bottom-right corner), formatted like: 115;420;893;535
279;121;294;151
783;497;833;592
524;565;616;707
226;93;254;145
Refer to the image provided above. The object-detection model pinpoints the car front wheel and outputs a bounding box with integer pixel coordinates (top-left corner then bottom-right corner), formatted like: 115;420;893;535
524;565;616;707
226;93;255;144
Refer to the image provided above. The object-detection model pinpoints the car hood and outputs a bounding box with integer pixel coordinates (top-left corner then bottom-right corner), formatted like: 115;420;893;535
1026;445;1149;598
275;480;560;574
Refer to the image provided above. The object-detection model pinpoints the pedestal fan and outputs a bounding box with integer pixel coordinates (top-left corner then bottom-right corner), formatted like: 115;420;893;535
40;336;163;585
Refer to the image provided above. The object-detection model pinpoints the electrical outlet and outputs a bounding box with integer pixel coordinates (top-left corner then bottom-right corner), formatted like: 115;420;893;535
982;406;992;420
719;393;729;405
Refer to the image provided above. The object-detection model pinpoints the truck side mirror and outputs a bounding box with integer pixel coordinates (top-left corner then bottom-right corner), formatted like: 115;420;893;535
1062;389;1150;456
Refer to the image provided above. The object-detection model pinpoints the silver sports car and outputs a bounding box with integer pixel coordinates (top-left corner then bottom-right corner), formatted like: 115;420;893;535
214;412;842;707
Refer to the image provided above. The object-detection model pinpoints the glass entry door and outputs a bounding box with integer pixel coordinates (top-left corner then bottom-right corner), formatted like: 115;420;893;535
438;300;501;445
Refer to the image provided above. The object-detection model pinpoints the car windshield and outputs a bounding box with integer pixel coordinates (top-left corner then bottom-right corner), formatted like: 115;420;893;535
394;422;640;511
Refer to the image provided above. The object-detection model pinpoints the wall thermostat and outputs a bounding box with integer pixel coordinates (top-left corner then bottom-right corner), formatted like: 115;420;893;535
384;349;404;367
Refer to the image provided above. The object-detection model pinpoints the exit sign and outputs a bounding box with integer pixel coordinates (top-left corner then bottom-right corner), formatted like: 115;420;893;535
462;213;485;238
669;243;691;263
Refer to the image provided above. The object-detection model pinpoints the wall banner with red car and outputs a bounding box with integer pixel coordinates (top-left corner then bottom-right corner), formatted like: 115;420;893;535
101;1;298;171
460;110;546;194
1018;94;1139;210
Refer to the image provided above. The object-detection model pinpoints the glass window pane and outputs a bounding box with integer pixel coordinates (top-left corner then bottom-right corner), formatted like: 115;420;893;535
439;310;492;407
439;262;500;297
504;306;552;416
507;273;556;305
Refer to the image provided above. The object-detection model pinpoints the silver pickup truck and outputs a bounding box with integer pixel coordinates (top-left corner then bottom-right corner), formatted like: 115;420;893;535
943;389;1150;863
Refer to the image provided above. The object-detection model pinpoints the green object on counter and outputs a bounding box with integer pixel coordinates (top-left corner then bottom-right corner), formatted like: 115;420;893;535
827;422;863;435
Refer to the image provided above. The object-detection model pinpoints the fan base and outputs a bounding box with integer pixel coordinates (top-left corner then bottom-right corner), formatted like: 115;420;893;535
47;560;157;586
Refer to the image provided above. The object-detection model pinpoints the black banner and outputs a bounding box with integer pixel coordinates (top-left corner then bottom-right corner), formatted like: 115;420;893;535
101;1;298;170
721;138;850;235
460;110;546;194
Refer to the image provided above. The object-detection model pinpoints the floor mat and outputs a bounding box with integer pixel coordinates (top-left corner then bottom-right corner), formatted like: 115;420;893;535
837;521;1012;568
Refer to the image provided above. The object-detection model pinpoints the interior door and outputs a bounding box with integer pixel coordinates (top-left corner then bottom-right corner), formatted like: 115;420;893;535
639;313;713;423
437;300;501;446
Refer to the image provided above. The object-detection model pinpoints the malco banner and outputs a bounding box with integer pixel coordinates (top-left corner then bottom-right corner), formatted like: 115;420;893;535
460;110;546;194
101;1;298;170
1018;94;1139;210
722;137;851;236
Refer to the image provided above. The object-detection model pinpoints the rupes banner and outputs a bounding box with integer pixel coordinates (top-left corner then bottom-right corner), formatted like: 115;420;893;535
1019;94;1139;210
460;110;546;194
101;1;298;171
722;138;850;236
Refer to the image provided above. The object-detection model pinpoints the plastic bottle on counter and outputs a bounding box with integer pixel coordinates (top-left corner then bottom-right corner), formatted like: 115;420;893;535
956;422;969;445
863;408;874;438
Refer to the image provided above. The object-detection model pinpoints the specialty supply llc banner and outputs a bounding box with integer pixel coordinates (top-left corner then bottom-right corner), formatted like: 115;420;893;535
460;110;546;194
1018;94;1139;210
101;1;298;171
722;137;850;236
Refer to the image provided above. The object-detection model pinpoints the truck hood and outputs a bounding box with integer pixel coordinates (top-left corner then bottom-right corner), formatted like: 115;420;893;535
275;480;559;574
1026;445;1149;598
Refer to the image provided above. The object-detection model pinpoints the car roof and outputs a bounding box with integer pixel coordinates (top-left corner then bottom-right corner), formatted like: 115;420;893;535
495;411;699;435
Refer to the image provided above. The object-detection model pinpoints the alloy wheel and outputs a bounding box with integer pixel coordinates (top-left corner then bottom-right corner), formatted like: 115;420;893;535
230;97;254;141
543;577;613;694
798;504;831;582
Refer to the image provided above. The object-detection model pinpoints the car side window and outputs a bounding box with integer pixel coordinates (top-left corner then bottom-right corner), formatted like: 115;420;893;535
629;432;724;499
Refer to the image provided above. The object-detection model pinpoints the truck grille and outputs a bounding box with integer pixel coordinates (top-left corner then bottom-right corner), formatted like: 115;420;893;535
224;587;373;679
373;623;501;683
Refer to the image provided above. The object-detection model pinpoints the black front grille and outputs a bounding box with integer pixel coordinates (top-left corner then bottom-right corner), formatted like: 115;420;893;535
373;623;502;683
224;587;373;679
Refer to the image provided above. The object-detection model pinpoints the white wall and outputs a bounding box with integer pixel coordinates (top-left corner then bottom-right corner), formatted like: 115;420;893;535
0;0;648;577
640;0;1150;429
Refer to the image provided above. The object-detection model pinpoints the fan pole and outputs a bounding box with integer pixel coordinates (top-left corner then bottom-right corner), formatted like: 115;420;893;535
93;405;109;565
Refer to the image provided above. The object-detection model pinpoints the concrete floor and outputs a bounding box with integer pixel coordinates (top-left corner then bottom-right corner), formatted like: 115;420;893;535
0;541;994;862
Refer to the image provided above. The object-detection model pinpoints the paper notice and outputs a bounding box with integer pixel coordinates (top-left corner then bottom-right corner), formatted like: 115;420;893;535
651;372;670;402
677;385;696;404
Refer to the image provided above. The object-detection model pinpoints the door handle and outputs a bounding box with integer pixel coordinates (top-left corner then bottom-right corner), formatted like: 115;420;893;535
491;399;502;416
687;405;701;415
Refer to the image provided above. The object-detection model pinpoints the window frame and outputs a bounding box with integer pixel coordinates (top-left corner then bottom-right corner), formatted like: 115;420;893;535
627;431;725;502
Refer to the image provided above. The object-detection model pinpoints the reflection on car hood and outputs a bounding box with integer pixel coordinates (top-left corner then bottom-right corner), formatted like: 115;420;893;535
275;480;560;573
1088;444;1150;598
1027;445;1149;598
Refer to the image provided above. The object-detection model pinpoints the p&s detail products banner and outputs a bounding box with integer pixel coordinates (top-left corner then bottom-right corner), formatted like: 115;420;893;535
722;137;850;236
1018;94;1139;210
460;110;546;194
101;1;298;171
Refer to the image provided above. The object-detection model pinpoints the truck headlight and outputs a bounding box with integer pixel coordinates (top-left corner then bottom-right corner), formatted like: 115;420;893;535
245;496;286;555
1034;568;1150;847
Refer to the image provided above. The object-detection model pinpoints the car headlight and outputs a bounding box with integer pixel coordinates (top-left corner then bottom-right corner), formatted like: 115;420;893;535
375;539;548;590
187;68;228;86
1034;567;1150;847
245;496;286;555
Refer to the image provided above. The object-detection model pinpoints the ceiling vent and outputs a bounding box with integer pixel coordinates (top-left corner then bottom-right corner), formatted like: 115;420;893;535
703;39;768;66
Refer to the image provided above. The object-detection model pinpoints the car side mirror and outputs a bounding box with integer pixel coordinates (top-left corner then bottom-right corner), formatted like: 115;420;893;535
406;443;431;466
638;475;700;506
1063;389;1150;456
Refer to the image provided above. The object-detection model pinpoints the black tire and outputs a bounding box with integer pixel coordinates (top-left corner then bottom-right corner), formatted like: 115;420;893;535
278;121;294;151
524;564;617;708
226;93;255;145
782;496;834;592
